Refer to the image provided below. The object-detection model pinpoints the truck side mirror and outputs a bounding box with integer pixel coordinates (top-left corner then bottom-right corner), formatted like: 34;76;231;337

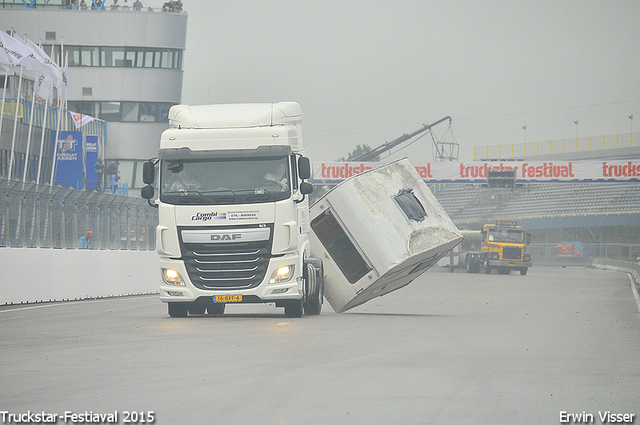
141;184;154;200
526;233;532;244
298;156;311;180
142;160;156;185
300;182;314;195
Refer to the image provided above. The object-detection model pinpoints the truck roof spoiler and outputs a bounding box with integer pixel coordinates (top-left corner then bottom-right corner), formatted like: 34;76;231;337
168;102;302;129
158;145;292;160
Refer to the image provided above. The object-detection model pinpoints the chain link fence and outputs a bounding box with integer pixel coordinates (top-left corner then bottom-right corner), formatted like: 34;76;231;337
0;178;157;250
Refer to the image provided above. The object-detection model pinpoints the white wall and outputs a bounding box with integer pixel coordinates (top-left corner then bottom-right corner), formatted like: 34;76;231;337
0;248;159;305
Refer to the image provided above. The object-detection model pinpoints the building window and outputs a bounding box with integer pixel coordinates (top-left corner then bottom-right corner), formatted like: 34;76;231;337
100;102;121;121
67;101;177;123
121;103;139;122
68;101;99;117
44;45;182;69
81;46;100;67
67;46;80;66
102;47;126;67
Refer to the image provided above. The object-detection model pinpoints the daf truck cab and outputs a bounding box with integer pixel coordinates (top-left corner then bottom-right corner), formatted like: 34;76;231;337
141;102;323;317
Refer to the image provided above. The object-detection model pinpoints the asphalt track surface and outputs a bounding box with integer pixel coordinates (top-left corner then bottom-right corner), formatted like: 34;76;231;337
2;266;639;425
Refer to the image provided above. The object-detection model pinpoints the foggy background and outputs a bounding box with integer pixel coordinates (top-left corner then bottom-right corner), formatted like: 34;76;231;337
149;0;640;163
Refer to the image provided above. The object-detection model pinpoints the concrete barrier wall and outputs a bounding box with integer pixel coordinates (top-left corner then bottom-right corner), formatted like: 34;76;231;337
593;258;640;284
0;248;159;305
2;248;637;306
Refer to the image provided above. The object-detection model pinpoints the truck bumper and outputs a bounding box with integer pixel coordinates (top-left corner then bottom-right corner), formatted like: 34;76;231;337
487;259;533;268
157;256;303;304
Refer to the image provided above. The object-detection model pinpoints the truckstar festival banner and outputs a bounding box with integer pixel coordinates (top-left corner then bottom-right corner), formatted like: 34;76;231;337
313;160;640;184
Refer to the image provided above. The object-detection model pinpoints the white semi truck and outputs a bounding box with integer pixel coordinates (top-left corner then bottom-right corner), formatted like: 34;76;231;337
140;102;323;317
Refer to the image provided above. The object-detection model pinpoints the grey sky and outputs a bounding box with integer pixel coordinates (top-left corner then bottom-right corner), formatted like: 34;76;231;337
156;0;640;162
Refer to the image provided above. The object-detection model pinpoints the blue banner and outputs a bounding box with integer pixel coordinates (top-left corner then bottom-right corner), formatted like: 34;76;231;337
85;136;100;191
52;131;83;189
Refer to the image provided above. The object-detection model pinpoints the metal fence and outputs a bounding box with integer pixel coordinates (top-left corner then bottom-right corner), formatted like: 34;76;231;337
0;178;157;250
473;131;638;160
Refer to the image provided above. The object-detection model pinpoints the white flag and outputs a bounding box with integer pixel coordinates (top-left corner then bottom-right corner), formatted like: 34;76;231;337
35;72;55;103
56;55;68;105
0;41;15;72
26;39;62;80
0;32;23;69
25;40;61;103
0;33;50;75
69;111;97;128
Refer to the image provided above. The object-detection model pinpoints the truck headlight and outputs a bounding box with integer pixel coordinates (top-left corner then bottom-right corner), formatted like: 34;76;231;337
269;265;294;284
489;252;500;260
523;254;531;262
162;268;186;286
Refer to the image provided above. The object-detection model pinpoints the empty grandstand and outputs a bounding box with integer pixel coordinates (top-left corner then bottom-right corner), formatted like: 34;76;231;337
432;142;640;263
435;181;640;230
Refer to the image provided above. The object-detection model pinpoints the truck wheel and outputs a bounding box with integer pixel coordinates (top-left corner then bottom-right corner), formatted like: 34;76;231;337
188;303;206;315
207;303;226;315
304;259;324;316
284;299;303;318
484;260;492;274
520;268;528;275
168;302;188;318
466;260;479;274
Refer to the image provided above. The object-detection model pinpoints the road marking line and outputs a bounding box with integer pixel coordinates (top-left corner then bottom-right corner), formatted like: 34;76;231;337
628;274;640;316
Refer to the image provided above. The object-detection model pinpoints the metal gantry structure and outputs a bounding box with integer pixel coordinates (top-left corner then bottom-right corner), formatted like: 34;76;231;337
350;116;454;162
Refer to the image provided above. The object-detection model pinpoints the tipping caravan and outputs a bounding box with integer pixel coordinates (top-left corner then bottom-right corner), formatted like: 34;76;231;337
308;159;463;312
141;103;323;317
141;103;463;316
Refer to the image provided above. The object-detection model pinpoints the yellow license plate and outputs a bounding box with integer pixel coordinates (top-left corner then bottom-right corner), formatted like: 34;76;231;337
213;294;242;303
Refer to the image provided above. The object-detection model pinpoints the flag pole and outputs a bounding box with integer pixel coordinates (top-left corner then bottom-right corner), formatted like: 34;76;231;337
7;33;25;180
22;37;44;183
49;46;66;186
0;67;10;159
36;44;55;185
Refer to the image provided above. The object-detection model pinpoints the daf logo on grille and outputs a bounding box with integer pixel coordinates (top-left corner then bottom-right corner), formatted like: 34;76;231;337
211;234;241;241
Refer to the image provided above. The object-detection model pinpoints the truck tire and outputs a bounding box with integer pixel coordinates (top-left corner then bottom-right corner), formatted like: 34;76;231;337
466;259;480;274
188;303;206;315
168;302;188;318
520;268;528;275
483;259;492;274
207;303;226;315
497;267;510;275
303;259;324;316
284;299;303;318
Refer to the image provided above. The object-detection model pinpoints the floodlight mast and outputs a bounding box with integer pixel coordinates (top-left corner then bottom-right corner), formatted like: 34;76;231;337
350;116;452;162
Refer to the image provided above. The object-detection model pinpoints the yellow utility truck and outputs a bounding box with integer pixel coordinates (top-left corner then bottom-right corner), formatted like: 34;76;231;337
451;221;532;275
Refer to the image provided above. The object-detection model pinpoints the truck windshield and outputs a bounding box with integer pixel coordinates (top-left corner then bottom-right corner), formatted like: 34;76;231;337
488;228;526;243
159;157;291;205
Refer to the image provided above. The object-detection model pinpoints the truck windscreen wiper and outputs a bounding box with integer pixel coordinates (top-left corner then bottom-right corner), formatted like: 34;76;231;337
177;191;205;204
200;189;240;204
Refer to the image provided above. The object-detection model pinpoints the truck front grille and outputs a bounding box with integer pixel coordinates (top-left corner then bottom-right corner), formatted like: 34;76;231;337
502;246;522;260
178;225;273;290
